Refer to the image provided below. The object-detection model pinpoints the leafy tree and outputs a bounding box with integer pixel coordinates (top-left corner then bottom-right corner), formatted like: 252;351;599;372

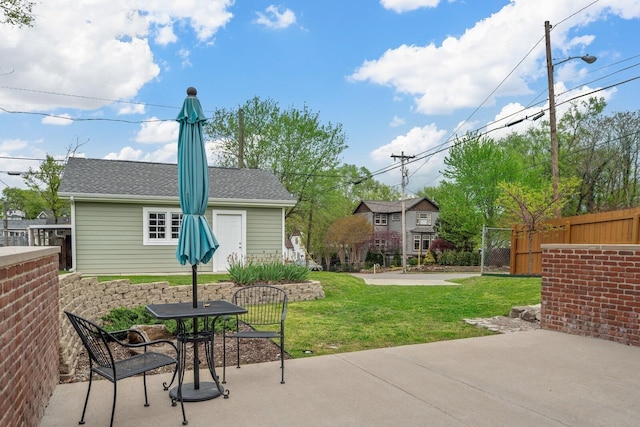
1;0;34;27
23;154;69;223
323;215;372;269
434;133;525;250
1;187;45;218
497;177;580;275
206;96;348;258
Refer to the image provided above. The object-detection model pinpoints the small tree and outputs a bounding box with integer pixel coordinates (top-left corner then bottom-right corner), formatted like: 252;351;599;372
1;187;46;219
23;154;69;224
497;177;580;275
323;215;373;270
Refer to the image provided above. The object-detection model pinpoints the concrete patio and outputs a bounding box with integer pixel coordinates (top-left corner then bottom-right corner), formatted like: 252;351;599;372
41;329;640;427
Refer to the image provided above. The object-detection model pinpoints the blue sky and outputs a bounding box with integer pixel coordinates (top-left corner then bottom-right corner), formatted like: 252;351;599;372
1;0;639;195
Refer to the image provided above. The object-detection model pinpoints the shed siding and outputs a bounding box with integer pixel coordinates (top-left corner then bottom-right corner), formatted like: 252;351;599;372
74;202;285;274
74;202;191;274
246;207;284;258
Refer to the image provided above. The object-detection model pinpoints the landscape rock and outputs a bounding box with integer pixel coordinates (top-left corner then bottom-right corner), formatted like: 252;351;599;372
465;304;541;334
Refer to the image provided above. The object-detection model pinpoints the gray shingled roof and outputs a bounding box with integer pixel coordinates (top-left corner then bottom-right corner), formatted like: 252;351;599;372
59;157;295;202
357;199;428;214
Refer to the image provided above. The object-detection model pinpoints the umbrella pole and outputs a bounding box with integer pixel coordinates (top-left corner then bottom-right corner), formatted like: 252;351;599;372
192;264;200;388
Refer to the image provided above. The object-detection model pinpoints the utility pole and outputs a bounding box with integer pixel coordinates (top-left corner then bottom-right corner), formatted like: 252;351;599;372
544;20;596;217
391;152;415;273
544;20;560;217
238;108;245;168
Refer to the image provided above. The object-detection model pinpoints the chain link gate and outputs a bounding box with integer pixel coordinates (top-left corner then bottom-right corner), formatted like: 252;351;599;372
480;226;511;275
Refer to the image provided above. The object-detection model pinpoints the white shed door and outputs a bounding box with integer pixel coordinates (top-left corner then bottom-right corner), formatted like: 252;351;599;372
212;211;245;272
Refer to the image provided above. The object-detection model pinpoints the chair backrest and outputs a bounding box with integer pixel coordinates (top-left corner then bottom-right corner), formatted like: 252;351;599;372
65;311;115;370
231;284;288;326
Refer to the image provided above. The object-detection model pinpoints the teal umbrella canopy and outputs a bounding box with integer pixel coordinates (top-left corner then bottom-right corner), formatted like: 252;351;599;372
176;87;219;269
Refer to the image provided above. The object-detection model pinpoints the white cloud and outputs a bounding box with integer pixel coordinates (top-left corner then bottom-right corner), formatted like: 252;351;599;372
390;115;406;127
370;124;447;164
255;5;297;30
134;118;180;144
0;139;28;152
178;49;192;68
117;103;146;115
143;143;178;163
380;0;441;13
104;146;144;161
351;0;640;116
155;25;177;45
104;143;177;163
41;113;73;125
0;0;234;112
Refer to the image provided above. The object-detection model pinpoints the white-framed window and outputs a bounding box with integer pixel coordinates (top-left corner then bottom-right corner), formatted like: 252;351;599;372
143;207;183;245
374;239;387;249
391;213;401;221
413;235;421;251
422;236;431;252
374;213;388;225
416;212;432;226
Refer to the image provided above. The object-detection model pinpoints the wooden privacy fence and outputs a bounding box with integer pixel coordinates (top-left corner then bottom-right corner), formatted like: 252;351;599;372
510;207;640;275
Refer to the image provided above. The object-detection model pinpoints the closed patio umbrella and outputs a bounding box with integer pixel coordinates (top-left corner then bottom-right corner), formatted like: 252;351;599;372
175;87;219;397
176;86;218;308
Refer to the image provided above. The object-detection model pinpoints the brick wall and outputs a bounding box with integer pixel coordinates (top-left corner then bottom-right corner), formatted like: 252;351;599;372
58;273;325;380
0;247;60;427
541;244;640;345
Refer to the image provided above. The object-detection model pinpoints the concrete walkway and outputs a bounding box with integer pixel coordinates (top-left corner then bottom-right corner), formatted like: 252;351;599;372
351;270;479;285
41;330;640;427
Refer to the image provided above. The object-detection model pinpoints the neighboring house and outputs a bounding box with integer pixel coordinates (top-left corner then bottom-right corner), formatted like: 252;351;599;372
1;218;47;246
58;157;296;274
285;230;306;262
353;197;439;261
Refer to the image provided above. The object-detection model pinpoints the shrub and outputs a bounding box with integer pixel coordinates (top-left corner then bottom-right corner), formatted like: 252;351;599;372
227;253;309;285
364;251;383;269
423;250;436;265
101;306;160;331
392;250;402;267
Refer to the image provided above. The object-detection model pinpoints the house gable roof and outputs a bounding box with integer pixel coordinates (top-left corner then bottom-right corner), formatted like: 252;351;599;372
353;197;439;214
59;157;295;204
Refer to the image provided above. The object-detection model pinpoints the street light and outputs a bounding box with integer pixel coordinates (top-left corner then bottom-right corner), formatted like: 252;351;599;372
544;20;596;217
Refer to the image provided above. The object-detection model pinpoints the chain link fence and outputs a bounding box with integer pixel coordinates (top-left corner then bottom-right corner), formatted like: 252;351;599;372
480;226;511;275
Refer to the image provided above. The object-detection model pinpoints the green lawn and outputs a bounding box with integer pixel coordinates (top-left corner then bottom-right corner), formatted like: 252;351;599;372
96;272;541;358
286;273;541;357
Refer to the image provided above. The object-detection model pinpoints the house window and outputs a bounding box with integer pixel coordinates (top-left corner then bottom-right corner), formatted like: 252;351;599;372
413;235;431;252
144;207;183;245
416;212;432;226
374;239;387;249
422;236;431;252
413;235;421;251
391;213;401;221
374;213;388;225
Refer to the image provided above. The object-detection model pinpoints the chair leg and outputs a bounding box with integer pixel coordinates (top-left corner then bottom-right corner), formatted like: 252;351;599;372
222;333;227;384
143;372;149;407
79;371;93;425
236;336;241;369
280;334;285;384
110;380;117;427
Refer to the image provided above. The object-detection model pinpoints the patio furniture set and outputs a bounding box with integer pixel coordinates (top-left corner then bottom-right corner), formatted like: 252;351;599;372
65;284;288;426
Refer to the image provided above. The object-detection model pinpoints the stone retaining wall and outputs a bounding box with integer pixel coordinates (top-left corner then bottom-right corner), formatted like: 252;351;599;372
541;244;640;346
59;273;325;380
0;247;60;427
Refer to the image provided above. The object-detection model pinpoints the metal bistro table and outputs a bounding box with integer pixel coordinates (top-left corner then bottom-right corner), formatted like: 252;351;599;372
146;301;247;402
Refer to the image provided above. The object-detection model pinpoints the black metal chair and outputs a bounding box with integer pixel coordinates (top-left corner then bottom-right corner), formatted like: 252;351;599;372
220;284;288;384
65;311;187;426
